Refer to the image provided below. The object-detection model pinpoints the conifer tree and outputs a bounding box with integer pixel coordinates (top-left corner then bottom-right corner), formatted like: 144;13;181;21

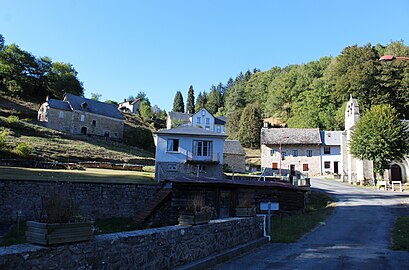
172;91;185;113
186;85;195;114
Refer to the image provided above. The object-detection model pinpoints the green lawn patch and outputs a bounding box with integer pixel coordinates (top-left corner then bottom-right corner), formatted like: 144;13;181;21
0;166;157;185
269;191;335;243
391;216;409;251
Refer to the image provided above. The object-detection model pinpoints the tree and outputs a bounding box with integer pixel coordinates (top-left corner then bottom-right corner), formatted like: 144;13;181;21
186;85;195;114
139;100;154;121
237;104;263;148
206;86;223;115
0;34;4;51
91;92;102;100
350;104;409;181
172;91;184;112
47;61;83;98
195;91;207;111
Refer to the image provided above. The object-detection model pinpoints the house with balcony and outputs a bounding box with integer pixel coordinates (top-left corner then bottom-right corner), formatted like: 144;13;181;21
153;126;228;182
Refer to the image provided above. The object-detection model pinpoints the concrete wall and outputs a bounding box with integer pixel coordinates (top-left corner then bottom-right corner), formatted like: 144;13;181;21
0;180;158;223
155;162;223;182
0;217;265;270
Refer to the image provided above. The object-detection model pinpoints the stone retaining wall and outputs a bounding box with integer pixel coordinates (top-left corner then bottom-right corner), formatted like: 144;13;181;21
0;180;159;222
0;217;265;269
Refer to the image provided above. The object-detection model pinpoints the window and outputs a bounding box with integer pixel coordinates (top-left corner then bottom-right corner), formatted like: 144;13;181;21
167;139;179;152
281;151;287;160
324;146;330;155
104;131;109;137
272;162;278;169
194;140;212;156
80;115;85;122
196;117;201;124
201;110;205;116
307;150;313;157
216;126;221;133
58;111;64;118
303;164;309;171
205;126;210;130
167;164;177;171
205;118;210;124
270;149;277;156
92;120;96;126
324;161;331;169
292;150;298;157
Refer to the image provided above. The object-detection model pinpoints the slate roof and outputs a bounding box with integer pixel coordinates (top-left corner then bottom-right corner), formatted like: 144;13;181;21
166;176;308;191
261;128;322;145
64;93;124;120
215;116;228;125
154;125;227;138
168;112;192;122
48;99;72;111
320;131;342;146
224;140;246;155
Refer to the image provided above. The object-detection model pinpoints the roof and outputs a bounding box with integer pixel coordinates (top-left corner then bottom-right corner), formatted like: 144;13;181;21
64;93;124;120
166;176;308;191
261;128;322;145
224;140;246;155
154;125;227;138
47;99;71;111
130;98;142;105
215;116;228;125
320;131;342;146
168;111;192;122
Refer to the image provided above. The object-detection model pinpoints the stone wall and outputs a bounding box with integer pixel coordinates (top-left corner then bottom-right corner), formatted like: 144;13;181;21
0;180;159;223
0;217;265;270
71;111;124;139
223;154;246;173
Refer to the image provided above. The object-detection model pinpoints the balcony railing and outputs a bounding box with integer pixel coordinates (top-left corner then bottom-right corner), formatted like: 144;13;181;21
185;151;220;164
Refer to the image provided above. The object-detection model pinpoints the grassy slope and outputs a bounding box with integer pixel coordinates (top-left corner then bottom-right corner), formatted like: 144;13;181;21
391;216;409;251
0;94;155;164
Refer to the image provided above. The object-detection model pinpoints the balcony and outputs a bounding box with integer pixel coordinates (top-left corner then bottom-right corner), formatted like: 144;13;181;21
185;151;220;164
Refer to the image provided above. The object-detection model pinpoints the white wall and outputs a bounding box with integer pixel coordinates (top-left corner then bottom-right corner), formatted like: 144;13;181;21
155;134;225;164
320;146;342;175
192;109;215;131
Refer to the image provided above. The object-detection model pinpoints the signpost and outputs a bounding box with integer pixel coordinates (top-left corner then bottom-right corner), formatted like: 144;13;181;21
260;202;279;237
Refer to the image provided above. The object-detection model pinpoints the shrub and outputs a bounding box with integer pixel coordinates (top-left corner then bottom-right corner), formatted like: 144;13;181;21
0;131;8;150
15;142;32;157
123;125;154;151
6;115;19;126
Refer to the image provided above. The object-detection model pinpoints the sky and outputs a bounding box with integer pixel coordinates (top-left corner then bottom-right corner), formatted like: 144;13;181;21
1;0;409;112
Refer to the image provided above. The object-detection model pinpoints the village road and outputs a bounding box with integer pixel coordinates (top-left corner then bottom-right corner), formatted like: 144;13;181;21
214;178;409;270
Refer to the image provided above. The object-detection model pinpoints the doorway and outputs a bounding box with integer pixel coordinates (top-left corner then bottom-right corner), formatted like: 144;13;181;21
80;126;87;135
390;164;402;182
334;162;339;174
219;190;232;218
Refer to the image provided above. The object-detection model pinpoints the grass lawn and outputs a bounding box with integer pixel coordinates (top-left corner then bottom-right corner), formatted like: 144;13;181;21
269;191;335;243
0;166;157;184
391;216;409;251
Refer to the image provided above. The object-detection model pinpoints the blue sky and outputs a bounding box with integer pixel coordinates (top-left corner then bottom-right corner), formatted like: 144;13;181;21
2;0;409;111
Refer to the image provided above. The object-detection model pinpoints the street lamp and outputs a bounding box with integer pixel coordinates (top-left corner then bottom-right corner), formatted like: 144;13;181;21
379;55;409;62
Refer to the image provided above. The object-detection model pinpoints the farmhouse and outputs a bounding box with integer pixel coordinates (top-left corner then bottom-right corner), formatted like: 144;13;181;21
118;98;142;114
38;93;124;139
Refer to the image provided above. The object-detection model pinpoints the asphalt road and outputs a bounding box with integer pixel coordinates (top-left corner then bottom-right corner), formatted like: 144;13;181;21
214;178;409;270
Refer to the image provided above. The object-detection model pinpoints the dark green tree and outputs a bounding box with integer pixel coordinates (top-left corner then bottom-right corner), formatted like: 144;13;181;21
350;104;409;181
186;85;195;114
226;110;242;139
237;104;263;148
172;91;184;112
195;91;207;111
206;86;223;115
0;34;4;51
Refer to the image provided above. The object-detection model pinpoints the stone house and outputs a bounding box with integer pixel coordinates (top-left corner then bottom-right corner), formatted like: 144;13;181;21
153;126;227;182
118;98;142;114
260;128;323;176
223;140;246;173
166;108;227;134
38;93;124;139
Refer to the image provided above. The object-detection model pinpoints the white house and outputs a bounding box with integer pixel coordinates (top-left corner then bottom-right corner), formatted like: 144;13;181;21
118;98;142;114
166;108;227;134
320;131;342;176
153;126;227;182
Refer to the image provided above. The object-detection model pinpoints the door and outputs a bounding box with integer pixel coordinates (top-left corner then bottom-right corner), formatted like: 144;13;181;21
290;165;295;176
219;190;232;218
391;164;402;182
334;162;339;174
